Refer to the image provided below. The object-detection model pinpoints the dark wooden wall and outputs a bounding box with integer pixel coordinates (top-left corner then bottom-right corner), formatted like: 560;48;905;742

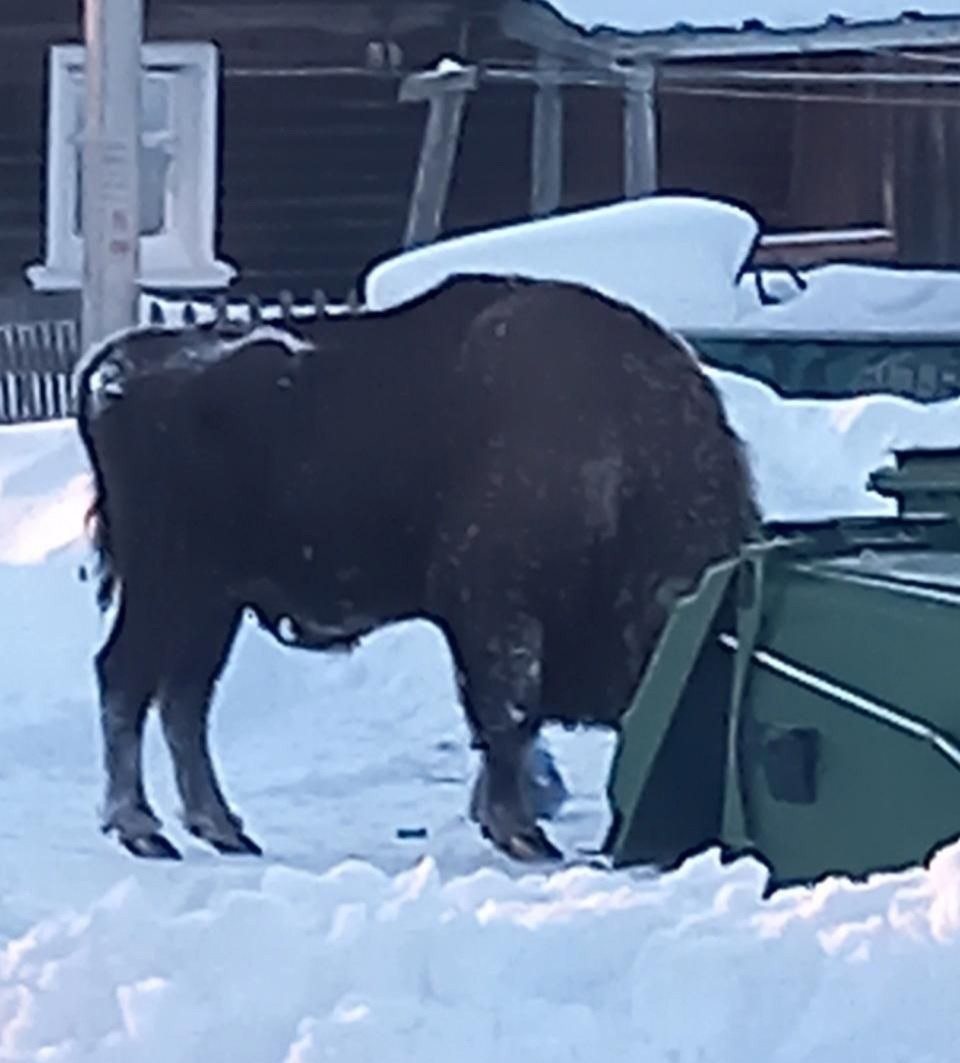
893;99;960;266
561;86;623;212
217;73;423;296
1;0;530;302
659;79;887;236
150;0;522;297
658;51;960;272
1;3;79;293
5;1;960;309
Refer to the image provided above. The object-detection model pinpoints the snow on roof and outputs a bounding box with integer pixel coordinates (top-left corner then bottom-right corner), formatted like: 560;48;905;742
540;0;960;36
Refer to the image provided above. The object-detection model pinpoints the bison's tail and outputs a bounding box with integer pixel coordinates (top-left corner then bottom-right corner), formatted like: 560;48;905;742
75;332;132;614
83;493;117;612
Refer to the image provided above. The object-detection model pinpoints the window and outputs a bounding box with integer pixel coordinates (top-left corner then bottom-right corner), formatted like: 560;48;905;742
27;42;235;291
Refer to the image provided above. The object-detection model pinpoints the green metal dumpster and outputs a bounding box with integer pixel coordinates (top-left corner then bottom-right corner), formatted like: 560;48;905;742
684;328;960;403
605;448;960;888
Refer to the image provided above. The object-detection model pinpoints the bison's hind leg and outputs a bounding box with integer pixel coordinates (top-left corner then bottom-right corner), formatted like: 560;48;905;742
95;590;180;859
157;599;261;856
470;737;568;826
440;601;563;862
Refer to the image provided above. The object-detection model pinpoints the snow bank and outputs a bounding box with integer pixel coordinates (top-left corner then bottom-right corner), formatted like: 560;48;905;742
709;367;960;519
0;421;90;566
541;0;960;34
364;196;759;330
3;844;960;1063
736;262;960;335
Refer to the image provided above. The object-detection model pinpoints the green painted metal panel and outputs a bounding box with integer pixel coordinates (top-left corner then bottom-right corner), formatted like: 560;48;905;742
729;547;960;886
605;556;739;868
606;487;960;888
684;331;960;403
869;446;960;521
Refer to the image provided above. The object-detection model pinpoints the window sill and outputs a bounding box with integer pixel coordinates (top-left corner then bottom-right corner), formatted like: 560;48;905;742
25;258;237;292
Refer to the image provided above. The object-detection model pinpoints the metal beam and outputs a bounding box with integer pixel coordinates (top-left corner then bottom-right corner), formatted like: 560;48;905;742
81;0;143;355
400;64;478;248
530;54;563;217
623;62;657;197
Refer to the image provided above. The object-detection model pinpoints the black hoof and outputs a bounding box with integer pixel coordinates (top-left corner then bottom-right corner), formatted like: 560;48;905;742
121;833;182;860
481;823;563;863
507;826;563;862
194;828;263;856
217;831;263;856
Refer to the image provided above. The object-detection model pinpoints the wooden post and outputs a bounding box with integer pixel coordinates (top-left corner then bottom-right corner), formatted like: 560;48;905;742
623;62;658;198
400;64;478;248
81;0;143;355
530;55;563;217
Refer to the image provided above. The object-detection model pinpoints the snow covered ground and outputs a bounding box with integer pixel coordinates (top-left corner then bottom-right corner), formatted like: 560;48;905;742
3;355;960;1058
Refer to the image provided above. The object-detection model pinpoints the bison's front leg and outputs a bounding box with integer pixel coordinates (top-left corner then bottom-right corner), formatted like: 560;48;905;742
158;603;261;856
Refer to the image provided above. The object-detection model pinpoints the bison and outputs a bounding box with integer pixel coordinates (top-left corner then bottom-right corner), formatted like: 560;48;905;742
76;274;758;863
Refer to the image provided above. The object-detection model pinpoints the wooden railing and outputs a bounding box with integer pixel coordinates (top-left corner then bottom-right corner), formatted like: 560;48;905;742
0;289;334;424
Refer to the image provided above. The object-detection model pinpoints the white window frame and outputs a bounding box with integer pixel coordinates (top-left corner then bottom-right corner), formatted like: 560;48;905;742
27;41;235;291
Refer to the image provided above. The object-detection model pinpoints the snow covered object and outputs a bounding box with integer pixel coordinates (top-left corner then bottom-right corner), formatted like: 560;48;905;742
74;273;757;864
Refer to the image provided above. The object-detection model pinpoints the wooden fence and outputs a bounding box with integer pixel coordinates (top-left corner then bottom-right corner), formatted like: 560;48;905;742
0;318;79;423
0;289;332;425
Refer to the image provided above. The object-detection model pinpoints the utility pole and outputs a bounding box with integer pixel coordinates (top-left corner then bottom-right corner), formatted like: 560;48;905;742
80;0;143;355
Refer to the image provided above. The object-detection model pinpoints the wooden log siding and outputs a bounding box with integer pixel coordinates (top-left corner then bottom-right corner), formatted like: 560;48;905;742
0;76;48;288
442;79;535;236
893;94;960;266
561;85;624;211
217;72;427;298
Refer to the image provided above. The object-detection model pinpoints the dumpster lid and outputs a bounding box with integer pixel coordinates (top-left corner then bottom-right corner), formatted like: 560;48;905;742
800;549;960;599
869;447;960;507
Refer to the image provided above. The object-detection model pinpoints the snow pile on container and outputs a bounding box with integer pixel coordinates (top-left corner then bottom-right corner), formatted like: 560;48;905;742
364;196;759;330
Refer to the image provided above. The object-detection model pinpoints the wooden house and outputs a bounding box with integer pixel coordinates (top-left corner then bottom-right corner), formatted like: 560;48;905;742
5;0;960;319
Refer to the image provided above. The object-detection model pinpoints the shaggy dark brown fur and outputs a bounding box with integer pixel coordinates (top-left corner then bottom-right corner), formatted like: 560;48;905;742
77;274;758;862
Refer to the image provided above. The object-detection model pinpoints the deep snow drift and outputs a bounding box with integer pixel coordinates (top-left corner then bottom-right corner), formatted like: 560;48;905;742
3;355;960;1058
